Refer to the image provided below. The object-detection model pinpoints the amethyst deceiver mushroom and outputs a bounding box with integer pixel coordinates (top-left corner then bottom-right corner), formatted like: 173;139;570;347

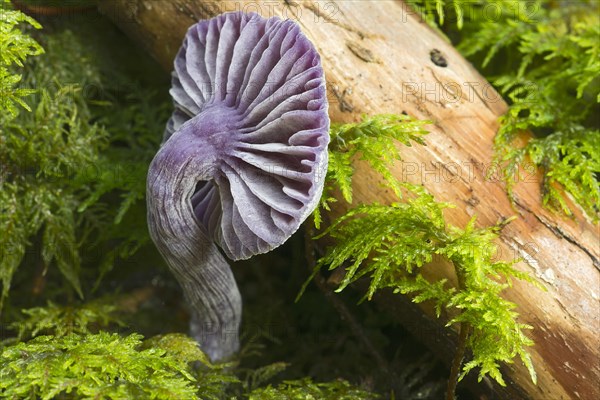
147;12;329;362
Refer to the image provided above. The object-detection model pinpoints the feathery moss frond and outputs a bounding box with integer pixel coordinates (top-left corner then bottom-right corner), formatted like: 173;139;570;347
0;333;216;400
0;21;169;311
0;0;43;119
409;0;600;219
315;114;430;228
0;327;372;400
472;1;600;219
306;110;539;388
407;0;470;29
243;362;289;393
10;299;124;340
249;378;377;400
316;194;538;385
0;85;107;308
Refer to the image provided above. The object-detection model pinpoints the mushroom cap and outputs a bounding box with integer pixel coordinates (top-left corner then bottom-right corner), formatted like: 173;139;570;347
165;11;329;261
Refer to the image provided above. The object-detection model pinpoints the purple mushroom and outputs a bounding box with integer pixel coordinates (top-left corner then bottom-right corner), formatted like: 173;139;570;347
147;11;329;362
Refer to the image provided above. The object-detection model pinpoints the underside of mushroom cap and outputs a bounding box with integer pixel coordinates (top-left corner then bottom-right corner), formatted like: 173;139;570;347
164;11;329;261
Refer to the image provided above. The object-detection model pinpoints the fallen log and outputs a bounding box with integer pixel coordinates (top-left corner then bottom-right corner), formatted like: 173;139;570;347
98;1;600;399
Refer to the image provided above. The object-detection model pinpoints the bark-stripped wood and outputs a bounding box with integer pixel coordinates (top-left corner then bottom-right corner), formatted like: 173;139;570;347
98;1;600;398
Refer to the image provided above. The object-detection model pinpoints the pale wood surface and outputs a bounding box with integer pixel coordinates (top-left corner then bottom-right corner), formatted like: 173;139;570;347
99;1;600;398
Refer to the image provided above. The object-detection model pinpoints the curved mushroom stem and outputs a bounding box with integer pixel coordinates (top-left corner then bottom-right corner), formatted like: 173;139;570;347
180;243;241;362
147;127;241;362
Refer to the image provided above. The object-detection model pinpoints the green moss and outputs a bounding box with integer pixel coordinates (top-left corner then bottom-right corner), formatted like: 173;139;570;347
249;378;377;400
409;0;600;219
315;114;429;228
0;84;107;306
0;10;172;311
9;299;123;340
1;297;376;399
0;0;43;118
306;116;541;390
314;195;538;386
0;333;212;400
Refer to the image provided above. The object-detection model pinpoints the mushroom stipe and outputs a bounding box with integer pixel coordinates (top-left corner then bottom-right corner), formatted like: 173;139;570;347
147;11;329;362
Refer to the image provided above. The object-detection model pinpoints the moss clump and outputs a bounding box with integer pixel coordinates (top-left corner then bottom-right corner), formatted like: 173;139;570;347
409;0;600;219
